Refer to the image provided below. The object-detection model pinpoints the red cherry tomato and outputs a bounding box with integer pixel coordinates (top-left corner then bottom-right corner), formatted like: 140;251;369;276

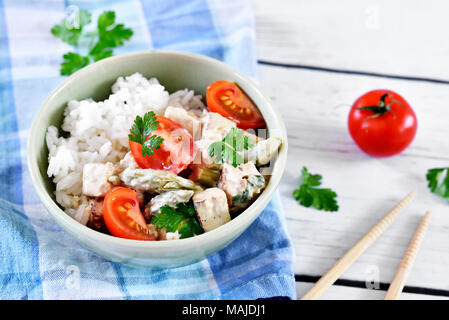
130;116;197;174
348;89;417;157
206;80;266;129
103;187;156;241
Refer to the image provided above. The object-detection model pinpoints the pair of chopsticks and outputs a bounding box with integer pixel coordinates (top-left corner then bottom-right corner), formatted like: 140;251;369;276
301;192;431;300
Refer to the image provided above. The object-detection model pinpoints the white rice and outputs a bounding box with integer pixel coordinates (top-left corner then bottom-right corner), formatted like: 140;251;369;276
46;73;206;224
167;88;206;116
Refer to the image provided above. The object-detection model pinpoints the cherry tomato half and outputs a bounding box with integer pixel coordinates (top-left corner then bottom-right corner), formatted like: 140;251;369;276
206;80;266;129
348;89;417;157
103;187;156;241
130;116;197;174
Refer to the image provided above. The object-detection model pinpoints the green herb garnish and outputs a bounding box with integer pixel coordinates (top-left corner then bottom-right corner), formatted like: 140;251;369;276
175;202;197;216
51;10;133;75
60;52;90;75
51;10;92;45
128;111;164;157
293;167;339;212
248;175;265;189
232;187;249;204
152;203;203;239
426;168;449;201
208;128;254;167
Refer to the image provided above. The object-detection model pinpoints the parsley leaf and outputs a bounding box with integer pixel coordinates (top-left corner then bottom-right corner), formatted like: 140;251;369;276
89;48;113;62
293;167;339;212
128;111;164;157
51;10;133;75
426;168;449;200
208;128;254;167
60;52;90;75
175;202;196;217
51;9;91;45
89;11;133;62
152;203;203;239
152;206;186;233
97;10;116;29
97;11;133;47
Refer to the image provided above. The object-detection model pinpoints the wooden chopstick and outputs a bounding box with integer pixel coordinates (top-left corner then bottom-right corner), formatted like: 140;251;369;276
384;211;432;300
301;192;416;300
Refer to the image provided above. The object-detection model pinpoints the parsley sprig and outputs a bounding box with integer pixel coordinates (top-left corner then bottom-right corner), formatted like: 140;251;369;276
51;10;133;75
152;203;203;239
129;111;164;157
426;168;449;201
208;128;254;167
293;167;339;212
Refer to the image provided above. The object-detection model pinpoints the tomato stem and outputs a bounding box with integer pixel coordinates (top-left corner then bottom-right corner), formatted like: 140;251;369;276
357;93;406;120
357;93;403;124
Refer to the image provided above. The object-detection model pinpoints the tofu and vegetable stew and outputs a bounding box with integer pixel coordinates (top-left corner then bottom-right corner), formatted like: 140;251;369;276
46;73;282;241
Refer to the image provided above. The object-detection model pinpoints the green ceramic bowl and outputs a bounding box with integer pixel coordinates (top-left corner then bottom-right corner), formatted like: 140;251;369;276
27;50;288;268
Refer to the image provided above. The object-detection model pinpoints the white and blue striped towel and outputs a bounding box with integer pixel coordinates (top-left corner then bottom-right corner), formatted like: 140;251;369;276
0;0;296;299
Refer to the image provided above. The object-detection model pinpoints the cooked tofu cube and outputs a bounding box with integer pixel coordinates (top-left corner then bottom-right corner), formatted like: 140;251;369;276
147;190;194;215
193;188;230;232
193;138;247;170
193;139;222;170
246;137;282;166
217;164;247;204
164;106;202;140
165;231;181;240
243;130;265;145
239;161;264;179
218;162;265;210
156;228;181;241
82;163;115;197
119;151;139;170
201;112;236;141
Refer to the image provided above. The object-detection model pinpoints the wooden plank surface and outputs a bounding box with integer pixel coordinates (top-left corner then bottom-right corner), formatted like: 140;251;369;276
296;282;448;300
255;0;449;80
254;0;449;299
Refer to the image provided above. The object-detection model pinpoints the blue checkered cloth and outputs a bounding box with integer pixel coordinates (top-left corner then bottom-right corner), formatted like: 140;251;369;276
0;0;296;299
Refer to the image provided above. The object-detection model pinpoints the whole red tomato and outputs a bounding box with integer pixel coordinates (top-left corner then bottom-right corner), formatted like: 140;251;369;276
348;89;417;157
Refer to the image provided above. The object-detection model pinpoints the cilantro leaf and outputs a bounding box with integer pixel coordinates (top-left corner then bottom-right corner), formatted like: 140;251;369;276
178;218;203;239
301;167;322;187
142;135;164;157
152;206;186;233
426;168;449;200
152;203;203;239
51;10;134;75
209;128;254;167
51;9;91;45
60;52;90;75
99;23;133;47
97;11;116;29
89;48;113;62
175;202;196;217
293;167;339;212
223;128;253;152
51;25;81;46
89;11;133;61
128;111;164;157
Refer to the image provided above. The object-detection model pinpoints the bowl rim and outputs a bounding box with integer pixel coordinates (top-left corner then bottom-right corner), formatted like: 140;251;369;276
27;49;288;250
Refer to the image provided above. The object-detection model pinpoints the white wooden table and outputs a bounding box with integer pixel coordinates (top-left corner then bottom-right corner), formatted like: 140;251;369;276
255;0;449;299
